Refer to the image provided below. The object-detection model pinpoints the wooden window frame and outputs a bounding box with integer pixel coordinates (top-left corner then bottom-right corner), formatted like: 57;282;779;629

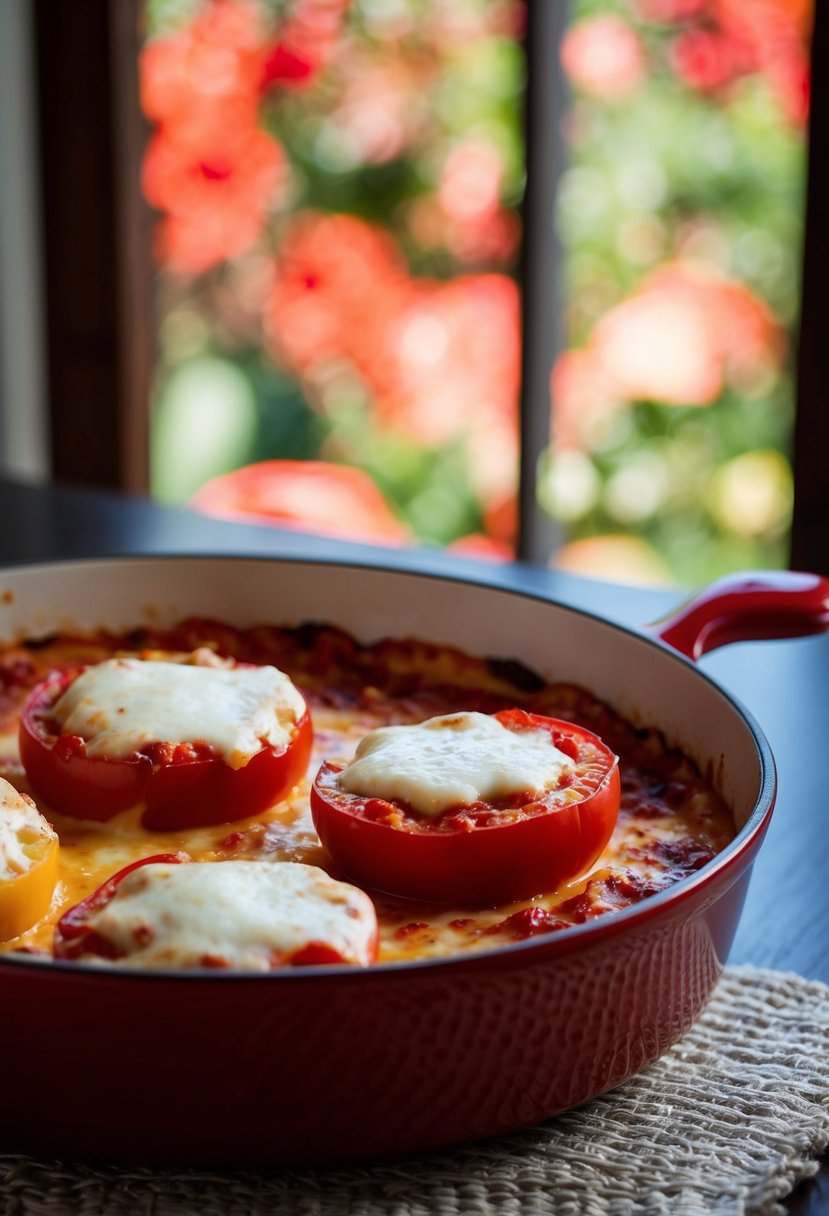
34;0;150;494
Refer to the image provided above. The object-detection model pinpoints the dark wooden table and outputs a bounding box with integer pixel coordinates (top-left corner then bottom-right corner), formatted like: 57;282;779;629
2;474;827;1210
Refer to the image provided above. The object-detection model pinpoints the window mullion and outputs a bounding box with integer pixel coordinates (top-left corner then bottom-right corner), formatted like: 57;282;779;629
517;0;569;566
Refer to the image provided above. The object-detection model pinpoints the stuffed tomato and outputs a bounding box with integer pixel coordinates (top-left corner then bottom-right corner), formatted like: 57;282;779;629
19;654;313;830
311;708;621;906
53;853;378;970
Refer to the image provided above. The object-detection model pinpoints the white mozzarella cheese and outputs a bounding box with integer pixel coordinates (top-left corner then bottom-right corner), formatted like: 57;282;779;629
338;710;574;817
0;777;56;881
51;657;307;769
81;860;377;969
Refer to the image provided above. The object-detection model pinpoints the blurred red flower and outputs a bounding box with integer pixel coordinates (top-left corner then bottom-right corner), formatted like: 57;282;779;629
664;0;810;124
267;213;520;509
483;493;518;548
143;128;284;275
189;459;410;545
378;275;520;505
593;278;723;407
380;276;519;438
635;0;708;21
266;212;408;374
429;140;520;265
550;349;622;451
646;262;785;377
261;42;316;87
561;15;647;102
141;1;267;146
262;0;352;90
670;28;741;93
448;533;513;562
439;141;503;225
587;262;784;409
140;0;286;273
714;0;811;125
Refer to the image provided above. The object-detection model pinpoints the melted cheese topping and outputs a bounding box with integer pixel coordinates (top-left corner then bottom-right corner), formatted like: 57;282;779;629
338;711;574;817
52;658;307;769
0;777;56;881
0;624;736;966
80;860;377;970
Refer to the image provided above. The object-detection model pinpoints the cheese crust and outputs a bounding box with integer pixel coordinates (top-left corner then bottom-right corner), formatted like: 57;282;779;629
51;656;306;769
76;860;377;970
0;777;56;883
338;711;575;817
0;619;735;965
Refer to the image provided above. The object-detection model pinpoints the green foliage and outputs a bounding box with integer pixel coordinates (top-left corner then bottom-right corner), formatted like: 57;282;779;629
146;0;807;583
149;0;521;550
546;0;808;583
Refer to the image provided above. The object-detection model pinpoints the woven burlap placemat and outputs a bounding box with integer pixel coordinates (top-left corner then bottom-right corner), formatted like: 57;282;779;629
2;965;828;1216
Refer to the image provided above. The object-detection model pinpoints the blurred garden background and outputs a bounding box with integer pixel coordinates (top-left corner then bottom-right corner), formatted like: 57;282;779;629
142;0;812;585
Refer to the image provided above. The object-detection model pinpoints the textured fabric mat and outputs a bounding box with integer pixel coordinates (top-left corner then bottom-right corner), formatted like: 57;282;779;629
2;965;828;1216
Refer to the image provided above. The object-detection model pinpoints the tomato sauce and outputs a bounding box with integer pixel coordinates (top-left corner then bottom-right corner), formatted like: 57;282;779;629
0;618;735;965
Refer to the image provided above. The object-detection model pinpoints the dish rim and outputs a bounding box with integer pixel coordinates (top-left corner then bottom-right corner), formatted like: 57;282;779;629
0;552;777;982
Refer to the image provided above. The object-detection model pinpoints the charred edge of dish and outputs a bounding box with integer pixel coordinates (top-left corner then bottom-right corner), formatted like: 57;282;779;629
486;658;546;692
22;634;59;651
123;627;155;648
24;616;735;839
294;621;357;651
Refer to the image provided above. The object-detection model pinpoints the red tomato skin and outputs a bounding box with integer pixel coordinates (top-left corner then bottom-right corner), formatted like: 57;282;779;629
53;852;191;961
55;854;379;969
19;667;313;829
141;709;313;830
19;668;151;821
310;712;621;907
289;942;352;967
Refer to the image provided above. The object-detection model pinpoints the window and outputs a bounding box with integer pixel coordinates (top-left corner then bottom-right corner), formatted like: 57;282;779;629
143;0;525;561
31;0;822;582
545;0;812;585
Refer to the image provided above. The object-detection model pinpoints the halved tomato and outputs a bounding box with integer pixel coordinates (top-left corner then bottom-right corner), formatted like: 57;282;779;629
19;663;313;830
53;855;379;969
311;708;621;906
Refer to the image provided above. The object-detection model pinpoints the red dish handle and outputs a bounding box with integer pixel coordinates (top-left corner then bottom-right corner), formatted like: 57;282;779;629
647;571;829;661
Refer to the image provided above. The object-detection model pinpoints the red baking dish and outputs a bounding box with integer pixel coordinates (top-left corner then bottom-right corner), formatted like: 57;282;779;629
0;555;826;1166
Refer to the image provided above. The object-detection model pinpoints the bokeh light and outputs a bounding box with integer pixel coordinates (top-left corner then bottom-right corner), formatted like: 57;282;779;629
144;0;523;555
549;0;810;585
141;0;810;583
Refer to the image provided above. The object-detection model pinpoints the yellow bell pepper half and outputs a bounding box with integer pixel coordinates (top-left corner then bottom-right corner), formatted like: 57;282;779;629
0;779;59;942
